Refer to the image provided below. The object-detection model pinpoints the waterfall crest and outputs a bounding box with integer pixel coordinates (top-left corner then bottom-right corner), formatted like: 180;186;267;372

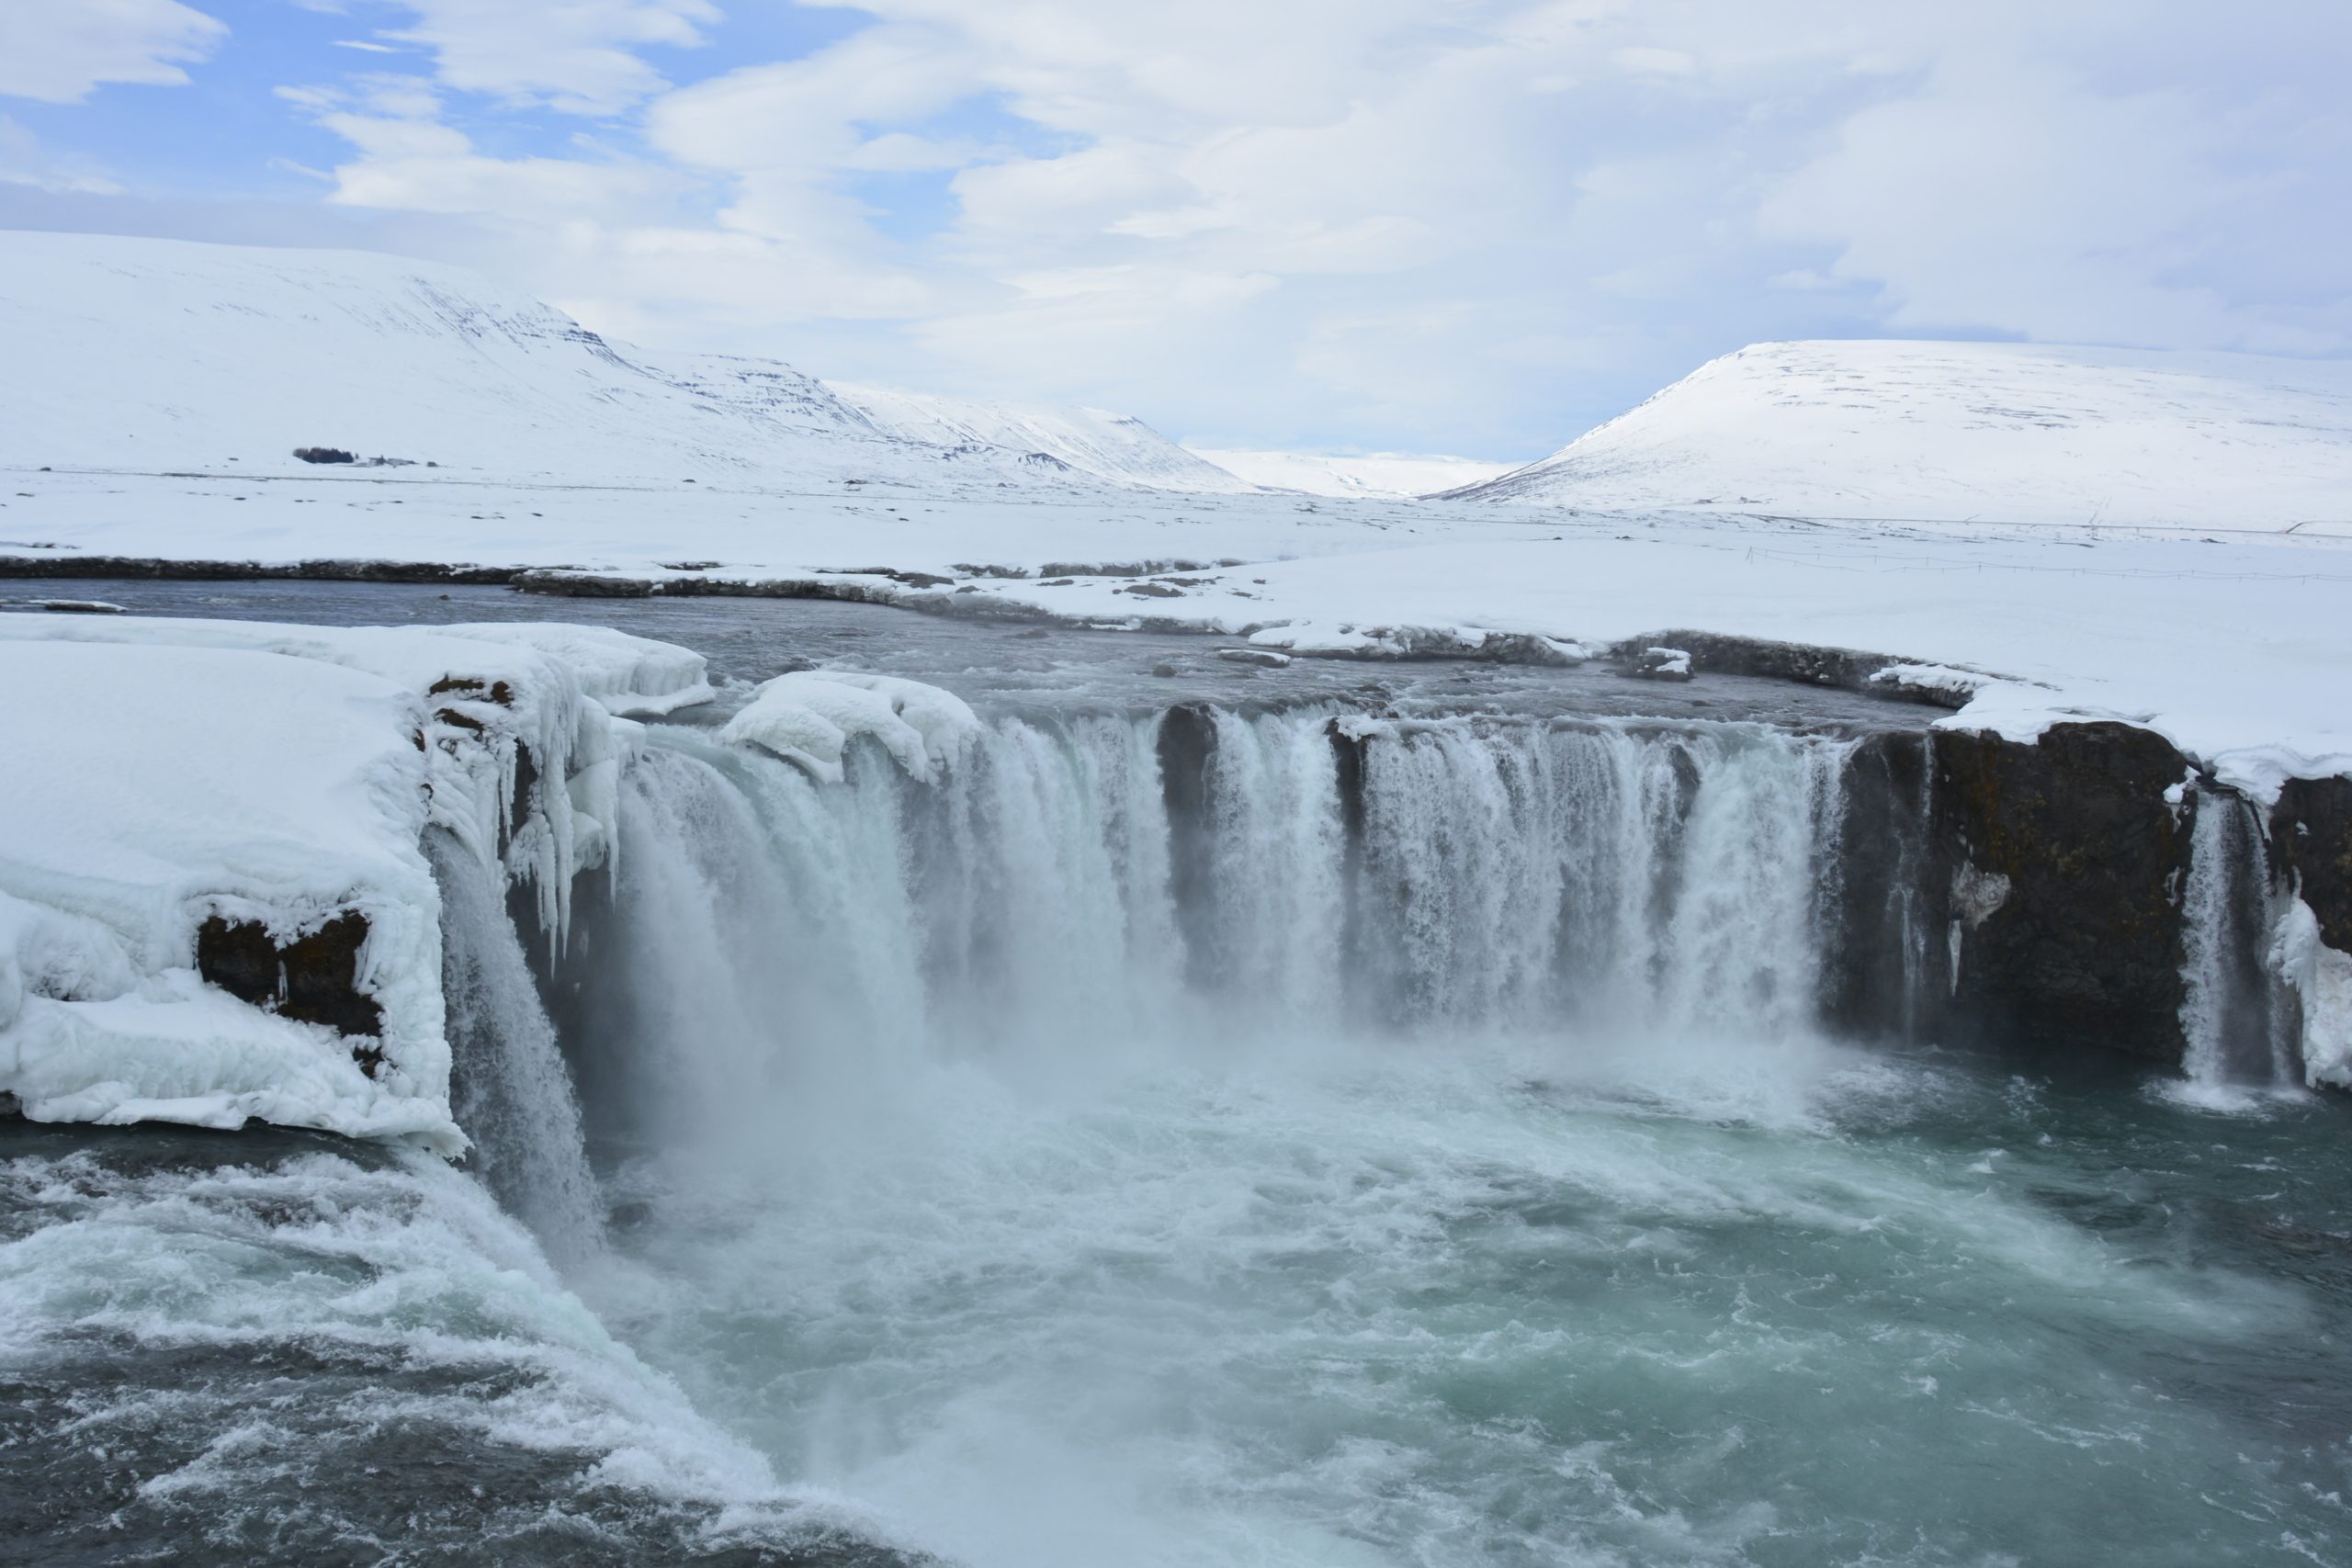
543;708;1857;1152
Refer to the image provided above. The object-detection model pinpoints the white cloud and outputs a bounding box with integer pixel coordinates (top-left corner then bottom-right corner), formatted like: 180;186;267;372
373;0;720;115
27;0;2351;452
1759;49;2352;354
277;78;686;220
0;0;225;104
0;114;123;194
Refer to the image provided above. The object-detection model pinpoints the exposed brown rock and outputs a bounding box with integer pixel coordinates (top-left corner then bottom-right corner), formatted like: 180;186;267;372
195;911;385;1062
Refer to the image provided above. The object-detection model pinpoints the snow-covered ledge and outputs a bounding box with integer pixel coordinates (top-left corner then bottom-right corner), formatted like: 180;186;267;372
0;617;710;1151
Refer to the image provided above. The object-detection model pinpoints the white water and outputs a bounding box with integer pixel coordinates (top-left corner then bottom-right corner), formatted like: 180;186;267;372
2177;788;2297;1095
430;830;605;1262
582;711;1851;1113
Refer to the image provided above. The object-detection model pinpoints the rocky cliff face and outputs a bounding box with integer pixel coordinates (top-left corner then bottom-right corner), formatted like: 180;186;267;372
1926;722;2199;1064
2273;777;2352;951
1825;721;2352;1085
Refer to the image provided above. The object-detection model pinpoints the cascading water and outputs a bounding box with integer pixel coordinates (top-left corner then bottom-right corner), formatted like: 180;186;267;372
568;708;1854;1128
430;829;604;1262
2177;786;2299;1092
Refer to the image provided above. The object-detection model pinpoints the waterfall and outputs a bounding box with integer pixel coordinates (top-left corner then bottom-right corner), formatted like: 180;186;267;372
539;708;1856;1150
2177;787;2295;1089
429;830;604;1262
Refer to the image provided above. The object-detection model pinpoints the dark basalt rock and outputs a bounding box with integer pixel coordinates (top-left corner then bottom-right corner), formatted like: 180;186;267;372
1157;705;1220;987
0;555;516;585
196;911;385;1062
510;741;539;844
428;675;514;705
508;570;658;598
1640;628;1911;694
1824;731;1939;1042
1925;722;2196;1065
2272;776;2352;950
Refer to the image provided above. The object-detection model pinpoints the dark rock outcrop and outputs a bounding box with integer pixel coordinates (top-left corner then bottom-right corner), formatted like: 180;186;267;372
0;556;516;585
196;911;384;1064
2272;776;2352;949
1634;628;1928;697
1823;731;1939;1042
1157;705;1220;987
1925;722;2196;1064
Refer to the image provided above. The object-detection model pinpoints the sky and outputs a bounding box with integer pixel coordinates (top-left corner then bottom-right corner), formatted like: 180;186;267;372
2;2;2347;459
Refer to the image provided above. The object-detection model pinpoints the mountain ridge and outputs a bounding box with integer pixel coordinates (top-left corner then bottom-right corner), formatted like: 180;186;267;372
1446;339;2352;529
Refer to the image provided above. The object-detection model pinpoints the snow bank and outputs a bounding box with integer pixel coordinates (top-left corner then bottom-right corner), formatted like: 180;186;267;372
429;621;716;717
719;671;979;784
1868;663;1996;706
0;638;452;1145
0;615;709;1148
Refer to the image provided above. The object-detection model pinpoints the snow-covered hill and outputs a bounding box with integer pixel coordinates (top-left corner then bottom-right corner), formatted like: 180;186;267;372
832;382;1260;493
0;231;1242;496
1185;447;1518;500
1450;340;2352;530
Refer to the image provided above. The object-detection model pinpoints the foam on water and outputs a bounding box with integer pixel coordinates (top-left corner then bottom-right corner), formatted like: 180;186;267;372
588;1035;2339;1568
0;1127;910;1563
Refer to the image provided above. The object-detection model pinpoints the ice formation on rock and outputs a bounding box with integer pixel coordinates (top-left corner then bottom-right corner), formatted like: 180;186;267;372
718;671;980;784
0;617;714;1147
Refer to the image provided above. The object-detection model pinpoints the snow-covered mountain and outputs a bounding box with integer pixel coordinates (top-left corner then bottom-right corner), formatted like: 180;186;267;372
831;382;1260;493
0;231;1242;496
1449;340;2352;530
1185;447;1518;500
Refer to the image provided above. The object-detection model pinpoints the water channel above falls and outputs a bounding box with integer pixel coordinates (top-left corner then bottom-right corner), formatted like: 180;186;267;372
2;581;2347;1568
0;576;1930;728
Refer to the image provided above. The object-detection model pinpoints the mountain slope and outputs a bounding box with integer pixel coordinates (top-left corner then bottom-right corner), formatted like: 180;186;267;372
831;383;1260;494
0;231;1247;496
1450;340;2352;529
1185;447;1518;500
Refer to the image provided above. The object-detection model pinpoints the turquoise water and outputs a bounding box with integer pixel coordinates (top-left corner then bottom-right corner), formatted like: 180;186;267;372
585;1034;2352;1568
